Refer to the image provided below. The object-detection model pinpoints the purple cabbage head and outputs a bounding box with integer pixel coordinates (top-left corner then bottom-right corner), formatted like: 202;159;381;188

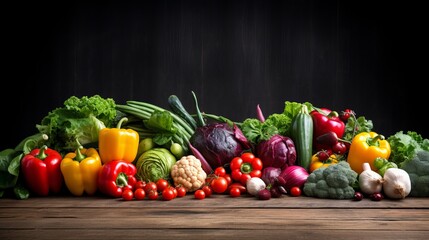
256;134;297;170
190;123;251;169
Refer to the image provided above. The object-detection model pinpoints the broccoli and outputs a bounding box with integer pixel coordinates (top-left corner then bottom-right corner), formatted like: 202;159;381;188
400;150;429;197
303;161;358;199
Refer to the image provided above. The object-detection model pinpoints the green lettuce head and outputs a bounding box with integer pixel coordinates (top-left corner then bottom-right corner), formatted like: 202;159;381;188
135;148;176;183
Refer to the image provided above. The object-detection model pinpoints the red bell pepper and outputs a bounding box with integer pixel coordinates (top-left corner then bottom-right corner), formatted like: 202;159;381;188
311;108;345;151
230;152;263;185
21;145;63;196
97;160;137;198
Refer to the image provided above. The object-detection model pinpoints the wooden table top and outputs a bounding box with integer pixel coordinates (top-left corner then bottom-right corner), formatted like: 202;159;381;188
1;194;428;240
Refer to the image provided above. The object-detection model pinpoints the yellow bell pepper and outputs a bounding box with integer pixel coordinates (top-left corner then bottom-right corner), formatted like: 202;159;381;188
60;147;102;196
98;117;139;164
347;131;391;174
309;153;338;173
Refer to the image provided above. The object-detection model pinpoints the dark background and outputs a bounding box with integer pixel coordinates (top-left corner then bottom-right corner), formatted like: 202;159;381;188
2;0;427;149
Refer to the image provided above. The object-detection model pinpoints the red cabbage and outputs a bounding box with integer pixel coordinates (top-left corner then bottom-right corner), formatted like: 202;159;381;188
256;134;297;170
190;123;251;169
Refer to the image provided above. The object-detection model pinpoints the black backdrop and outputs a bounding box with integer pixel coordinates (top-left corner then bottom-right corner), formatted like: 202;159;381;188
2;0;427;149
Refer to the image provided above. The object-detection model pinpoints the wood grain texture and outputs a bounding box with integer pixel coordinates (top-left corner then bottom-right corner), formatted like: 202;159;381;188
1;195;428;240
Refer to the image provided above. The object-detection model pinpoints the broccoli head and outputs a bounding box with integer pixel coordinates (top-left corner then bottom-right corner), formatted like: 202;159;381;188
303;161;358;199
400;150;429;197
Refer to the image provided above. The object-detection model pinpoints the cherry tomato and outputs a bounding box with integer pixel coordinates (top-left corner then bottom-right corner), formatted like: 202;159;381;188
122;185;133;192
290;186;302;197
201;185;213;197
122;189;134;201
144;182;157;193
171;186;178;198
229;187;241;197
340;109;354;122
127;175;137;190
134;180;146;190
332;142;347;155
148;190;159;200
162;188;175;201
227;182;247;194
239;174;252;186
214;167;226;177
210;177;228;194
176;186;187;197
134;188;146;200
194;189;206;200
223;173;232;186
317;150;330;161
156;179;169;192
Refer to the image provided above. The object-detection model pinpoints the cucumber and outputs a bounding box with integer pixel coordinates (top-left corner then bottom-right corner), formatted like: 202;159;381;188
291;104;314;171
168;95;198;130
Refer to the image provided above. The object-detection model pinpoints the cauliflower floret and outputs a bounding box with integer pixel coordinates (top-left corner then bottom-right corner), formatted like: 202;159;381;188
171;155;207;192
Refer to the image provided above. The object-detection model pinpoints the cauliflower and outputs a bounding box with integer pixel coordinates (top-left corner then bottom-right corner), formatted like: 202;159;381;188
303;161;358;199
171;155;207;192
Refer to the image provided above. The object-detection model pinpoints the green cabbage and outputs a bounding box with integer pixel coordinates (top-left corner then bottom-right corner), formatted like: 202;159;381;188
135;148;176;182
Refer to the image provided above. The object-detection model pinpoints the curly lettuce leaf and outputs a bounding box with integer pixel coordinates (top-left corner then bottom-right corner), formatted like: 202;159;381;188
387;131;429;166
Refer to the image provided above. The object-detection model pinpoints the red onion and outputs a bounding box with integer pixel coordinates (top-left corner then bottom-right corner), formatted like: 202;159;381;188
279;165;310;190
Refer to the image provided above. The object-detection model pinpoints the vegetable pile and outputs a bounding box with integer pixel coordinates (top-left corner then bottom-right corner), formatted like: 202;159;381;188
1;92;428;202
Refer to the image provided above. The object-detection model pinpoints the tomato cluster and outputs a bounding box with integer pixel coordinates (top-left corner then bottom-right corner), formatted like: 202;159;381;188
121;178;187;201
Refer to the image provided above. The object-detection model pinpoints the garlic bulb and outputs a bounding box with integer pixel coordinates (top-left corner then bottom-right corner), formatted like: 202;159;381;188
359;162;384;195
383;168;411;199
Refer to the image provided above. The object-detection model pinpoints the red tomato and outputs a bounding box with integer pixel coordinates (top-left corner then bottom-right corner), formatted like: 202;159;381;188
148;190;159;200
122;185;133;192
162;188;175;201
176;186;186;197
144;182;157;193
171;186;178;198
134;180;146;190
122;189;134;201
194;189;205;200
239;174;252;185
214;167;226;177
210;177;228;194
229;187;241;197
156;179;169;192
223;173;232;186
332;142;347;155
231;169;242;182
290;187;302;197
134;188;146;200
201;185;213;197
227;182;246;194
127;175;137;190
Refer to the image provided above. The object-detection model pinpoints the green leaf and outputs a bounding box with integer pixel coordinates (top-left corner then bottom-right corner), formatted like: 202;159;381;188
144;110;177;134
8;153;23;177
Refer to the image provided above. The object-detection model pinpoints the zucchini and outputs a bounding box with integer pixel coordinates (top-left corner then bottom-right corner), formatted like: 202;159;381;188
168;95;198;130
291;104;313;171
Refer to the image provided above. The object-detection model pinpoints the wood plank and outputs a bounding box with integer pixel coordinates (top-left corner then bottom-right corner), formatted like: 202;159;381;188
1;229;428;240
1;195;428;240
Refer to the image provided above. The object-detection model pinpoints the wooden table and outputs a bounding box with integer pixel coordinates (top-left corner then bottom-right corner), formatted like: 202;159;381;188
1;194;428;240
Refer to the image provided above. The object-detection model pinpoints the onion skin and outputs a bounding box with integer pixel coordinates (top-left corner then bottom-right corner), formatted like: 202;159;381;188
279;165;310;190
